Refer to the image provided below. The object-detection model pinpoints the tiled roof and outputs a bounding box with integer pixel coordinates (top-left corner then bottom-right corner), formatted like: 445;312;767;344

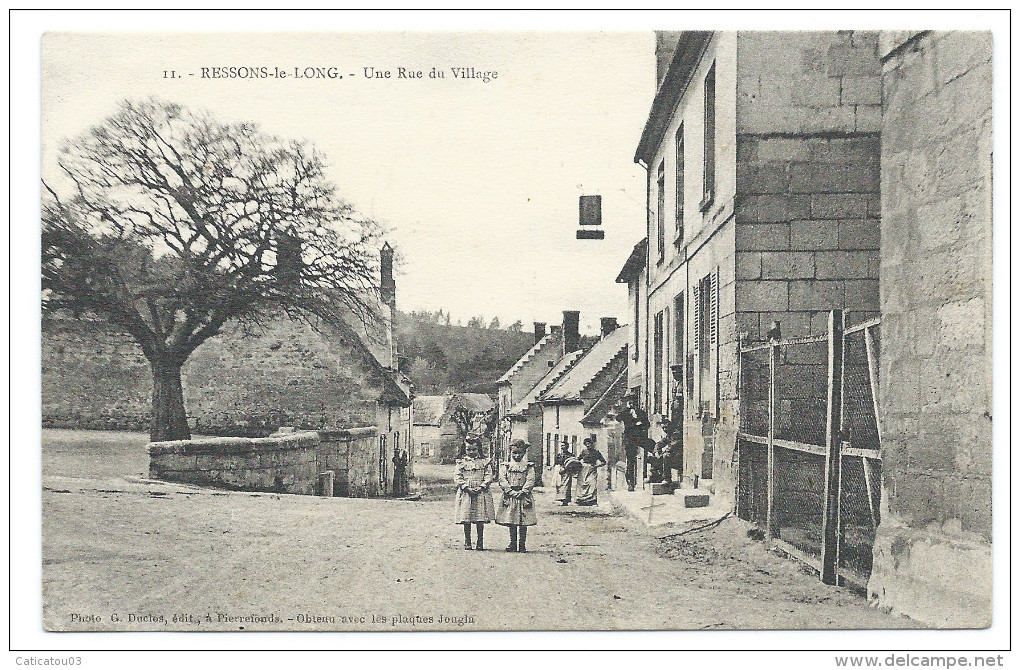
414;394;494;426
542;327;629;403
616;238;648;284
454;393;495;414
507;349;584;417
581;368;629;426
413;396;447;426
496;330;559;385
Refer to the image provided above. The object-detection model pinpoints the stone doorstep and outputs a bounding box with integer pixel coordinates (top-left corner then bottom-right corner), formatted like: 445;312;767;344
608;486;729;530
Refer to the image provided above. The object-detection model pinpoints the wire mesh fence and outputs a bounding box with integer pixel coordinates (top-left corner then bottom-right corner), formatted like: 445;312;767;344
736;437;767;528
838;321;882;585
737;314;882;587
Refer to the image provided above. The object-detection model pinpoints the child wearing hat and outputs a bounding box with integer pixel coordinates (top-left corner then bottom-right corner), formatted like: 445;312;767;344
496;439;538;552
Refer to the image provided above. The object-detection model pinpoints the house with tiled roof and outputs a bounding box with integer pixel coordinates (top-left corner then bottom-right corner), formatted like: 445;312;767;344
413;393;495;463
538;323;628;484
495;311;581;482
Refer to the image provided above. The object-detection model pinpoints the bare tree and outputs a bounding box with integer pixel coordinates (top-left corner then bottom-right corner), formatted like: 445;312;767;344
42;99;381;441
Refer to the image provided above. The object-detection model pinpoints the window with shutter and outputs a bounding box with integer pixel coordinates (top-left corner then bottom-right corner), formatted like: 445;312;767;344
710;268;718;347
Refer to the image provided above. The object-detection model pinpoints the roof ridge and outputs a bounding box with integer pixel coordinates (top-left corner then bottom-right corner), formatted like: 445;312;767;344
581;367;629;425
507;349;583;416
496;332;555;385
575;346;628;399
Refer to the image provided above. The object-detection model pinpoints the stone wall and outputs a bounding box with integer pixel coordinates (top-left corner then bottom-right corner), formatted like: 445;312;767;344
148;428;383;497
734;134;882;340
42;315;383;436
736;31;882;136
871;31;993;628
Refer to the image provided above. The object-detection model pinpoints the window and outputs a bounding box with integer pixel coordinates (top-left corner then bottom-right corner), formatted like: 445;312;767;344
674;292;685;364
546;432;552;466
694;270;719;415
653;310;664;414
675;124;685;244
656;162;666;264
702;63;716;210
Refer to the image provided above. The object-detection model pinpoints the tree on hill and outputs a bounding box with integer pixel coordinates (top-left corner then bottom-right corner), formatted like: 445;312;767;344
396;311;533;394
42;98;381;441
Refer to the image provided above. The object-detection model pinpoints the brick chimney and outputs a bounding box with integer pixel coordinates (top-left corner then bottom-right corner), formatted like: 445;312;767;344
533;322;547;344
600;317;618;339
562;310;580;355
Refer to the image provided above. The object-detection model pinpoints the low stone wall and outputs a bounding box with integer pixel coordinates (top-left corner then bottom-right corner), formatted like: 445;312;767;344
148;428;382;497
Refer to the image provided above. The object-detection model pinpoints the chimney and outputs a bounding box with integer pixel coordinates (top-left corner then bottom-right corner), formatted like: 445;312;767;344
533;322;547;344
562;310;580;355
380;242;396;307
380;242;396;368
600;317;618;339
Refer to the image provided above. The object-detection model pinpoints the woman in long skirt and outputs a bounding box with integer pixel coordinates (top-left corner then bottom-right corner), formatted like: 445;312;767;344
554;440;579;506
454;436;495;550
574;437;607;506
496;440;538;552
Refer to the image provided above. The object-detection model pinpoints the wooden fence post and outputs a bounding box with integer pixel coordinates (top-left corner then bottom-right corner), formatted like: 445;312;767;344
821;309;844;585
766;340;779;541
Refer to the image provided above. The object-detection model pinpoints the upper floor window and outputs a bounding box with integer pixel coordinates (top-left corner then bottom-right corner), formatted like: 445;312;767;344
675;124;685;245
702;62;716;210
656;161;666;264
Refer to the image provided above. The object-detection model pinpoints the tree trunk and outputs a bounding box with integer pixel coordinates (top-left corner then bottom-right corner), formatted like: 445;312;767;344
150;358;191;442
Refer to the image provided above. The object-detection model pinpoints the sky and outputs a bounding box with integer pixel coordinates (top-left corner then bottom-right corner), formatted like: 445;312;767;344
41;31;655;335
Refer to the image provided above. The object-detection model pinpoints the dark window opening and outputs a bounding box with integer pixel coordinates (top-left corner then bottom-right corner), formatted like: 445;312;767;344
656;162;666;264
675;124;685;245
702;63;716;210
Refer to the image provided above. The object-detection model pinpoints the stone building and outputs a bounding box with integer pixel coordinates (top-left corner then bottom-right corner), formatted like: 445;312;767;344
42;244;413;496
538;324;628;485
412;392;495;464
495;311;582;481
868;31;993;628
630;31;882;507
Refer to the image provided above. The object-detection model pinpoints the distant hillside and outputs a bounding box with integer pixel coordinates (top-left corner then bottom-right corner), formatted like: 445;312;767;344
397;311;535;395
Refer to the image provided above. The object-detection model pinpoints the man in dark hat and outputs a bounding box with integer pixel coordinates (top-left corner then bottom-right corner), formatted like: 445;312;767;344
618;393;649;491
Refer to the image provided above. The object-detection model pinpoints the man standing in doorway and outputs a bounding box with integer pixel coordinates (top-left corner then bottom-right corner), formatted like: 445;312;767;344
619;393;649;492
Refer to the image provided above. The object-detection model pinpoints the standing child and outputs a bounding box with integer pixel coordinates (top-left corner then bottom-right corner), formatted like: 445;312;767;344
454;436;495;550
496;439;538;552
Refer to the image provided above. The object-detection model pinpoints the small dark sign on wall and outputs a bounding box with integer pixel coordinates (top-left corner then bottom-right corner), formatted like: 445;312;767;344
577;195;604;239
579;194;602;226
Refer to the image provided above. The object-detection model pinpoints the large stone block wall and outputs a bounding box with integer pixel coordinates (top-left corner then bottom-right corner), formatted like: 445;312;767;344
734;133;882;340
870;31;992;628
149;428;383;497
736;31;882;135
148;432;321;495
42;315;382;436
317;427;383;498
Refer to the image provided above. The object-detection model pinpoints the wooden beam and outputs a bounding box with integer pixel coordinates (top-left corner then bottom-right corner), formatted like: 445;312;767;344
767;342;779;541
840;446;881;460
821;309;844;586
864;325;883;443
862;455;879;528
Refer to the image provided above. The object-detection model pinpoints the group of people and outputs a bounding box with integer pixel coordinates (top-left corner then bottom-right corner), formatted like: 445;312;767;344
553;437;606;507
452;389;678;551
453;436;536;552
453;432;612;552
618;391;683;490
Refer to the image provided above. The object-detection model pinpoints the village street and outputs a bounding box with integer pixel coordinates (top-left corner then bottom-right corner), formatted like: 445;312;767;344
42;430;913;633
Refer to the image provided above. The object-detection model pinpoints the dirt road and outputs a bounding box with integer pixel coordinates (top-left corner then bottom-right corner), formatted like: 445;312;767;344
42;430;913;632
